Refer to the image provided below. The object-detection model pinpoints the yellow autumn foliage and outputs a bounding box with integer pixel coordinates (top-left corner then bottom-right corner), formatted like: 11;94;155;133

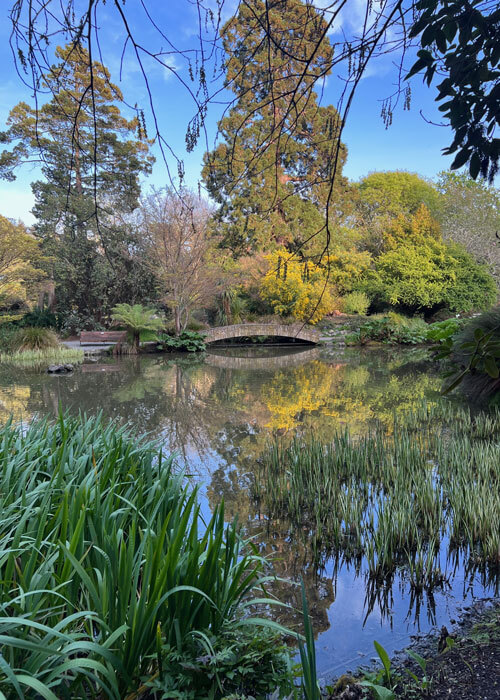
259;249;336;324
0;215;46;307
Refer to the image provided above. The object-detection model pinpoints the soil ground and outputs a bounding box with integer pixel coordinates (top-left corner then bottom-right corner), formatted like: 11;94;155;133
328;602;500;699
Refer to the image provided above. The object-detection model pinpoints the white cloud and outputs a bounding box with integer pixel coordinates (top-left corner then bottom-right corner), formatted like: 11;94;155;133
163;54;183;82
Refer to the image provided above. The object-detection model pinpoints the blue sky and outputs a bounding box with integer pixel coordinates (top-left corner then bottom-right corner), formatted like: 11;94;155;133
0;0;457;225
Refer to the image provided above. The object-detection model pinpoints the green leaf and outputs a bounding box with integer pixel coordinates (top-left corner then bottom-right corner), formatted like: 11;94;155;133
469;152;481;179
484;356;499;378
451;148;471;170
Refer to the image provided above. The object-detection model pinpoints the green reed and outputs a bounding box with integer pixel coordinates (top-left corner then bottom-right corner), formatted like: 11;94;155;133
254;404;500;592
0;347;84;366
0;413;290;699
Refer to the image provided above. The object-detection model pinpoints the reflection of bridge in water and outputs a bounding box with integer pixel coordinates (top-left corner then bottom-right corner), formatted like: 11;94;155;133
205;346;321;371
203;323;320;345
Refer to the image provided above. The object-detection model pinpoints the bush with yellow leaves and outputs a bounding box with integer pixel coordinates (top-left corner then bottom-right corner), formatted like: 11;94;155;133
259;250;336;324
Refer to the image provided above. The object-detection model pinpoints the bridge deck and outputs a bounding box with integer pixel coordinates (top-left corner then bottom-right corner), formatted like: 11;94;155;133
202;323;320;345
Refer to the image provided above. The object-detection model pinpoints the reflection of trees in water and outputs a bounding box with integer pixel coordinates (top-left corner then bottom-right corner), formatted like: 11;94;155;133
0;349;452;635
0;383;31;422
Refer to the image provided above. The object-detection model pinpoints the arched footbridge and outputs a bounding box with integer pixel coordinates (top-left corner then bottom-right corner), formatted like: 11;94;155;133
202;323;321;345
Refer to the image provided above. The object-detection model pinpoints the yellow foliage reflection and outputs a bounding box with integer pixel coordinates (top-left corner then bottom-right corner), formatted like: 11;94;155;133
0;385;31;423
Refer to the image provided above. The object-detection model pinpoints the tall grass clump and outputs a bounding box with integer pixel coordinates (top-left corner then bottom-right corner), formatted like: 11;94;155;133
0;414;294;699
10;327;60;351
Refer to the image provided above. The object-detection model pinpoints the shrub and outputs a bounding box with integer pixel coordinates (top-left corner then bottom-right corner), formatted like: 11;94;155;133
111;303;164;352
10;327;59;352
18;307;59;328
0;313;24;325
157;330;206;353
259;250;335;324
58;310;105;336
370;207;497;314
0;414;292;698
0;324;17;352
186;318;209;331
441;243;498;313
341;291;370;315
426;318;464;343
348;313;428;345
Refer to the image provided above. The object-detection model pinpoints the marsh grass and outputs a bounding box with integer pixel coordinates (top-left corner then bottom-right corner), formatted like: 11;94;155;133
254;402;500;598
0;347;84;366
0;413;292;698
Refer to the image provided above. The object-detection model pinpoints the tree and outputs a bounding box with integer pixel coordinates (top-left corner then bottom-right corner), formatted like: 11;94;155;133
202;0;348;255
370;206;497;313
0;216;45;308
111;303;164;353
436;171;500;286
1;44;154;322
6;0;499;223
141;189;228;334
355;171;442;254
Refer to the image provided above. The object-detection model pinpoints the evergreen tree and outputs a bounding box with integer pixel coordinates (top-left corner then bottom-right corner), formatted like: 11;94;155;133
0;44;154;323
202;0;348;256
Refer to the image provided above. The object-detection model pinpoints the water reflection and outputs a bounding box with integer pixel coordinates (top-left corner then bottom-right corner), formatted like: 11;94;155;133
0;346;494;678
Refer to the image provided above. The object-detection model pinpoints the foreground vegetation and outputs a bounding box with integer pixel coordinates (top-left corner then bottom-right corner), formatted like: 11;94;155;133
0;402;498;698
0;414;301;699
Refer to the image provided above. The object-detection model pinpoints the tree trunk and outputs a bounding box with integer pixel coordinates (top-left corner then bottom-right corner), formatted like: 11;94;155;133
133;330;140;353
174;308;181;336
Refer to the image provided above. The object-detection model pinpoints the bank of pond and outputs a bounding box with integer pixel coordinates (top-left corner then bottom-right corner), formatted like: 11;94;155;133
0;389;498;699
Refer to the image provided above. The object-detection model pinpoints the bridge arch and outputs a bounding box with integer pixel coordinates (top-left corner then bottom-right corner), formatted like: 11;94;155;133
202;323;321;345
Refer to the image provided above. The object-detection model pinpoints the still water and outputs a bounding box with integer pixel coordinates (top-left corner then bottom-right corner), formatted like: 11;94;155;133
0;345;496;679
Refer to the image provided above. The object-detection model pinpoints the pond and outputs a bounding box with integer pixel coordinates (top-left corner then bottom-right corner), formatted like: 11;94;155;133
0;345;497;680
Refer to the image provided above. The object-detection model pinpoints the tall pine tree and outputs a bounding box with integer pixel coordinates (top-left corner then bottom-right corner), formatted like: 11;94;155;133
202;0;348;256
1;44;154;323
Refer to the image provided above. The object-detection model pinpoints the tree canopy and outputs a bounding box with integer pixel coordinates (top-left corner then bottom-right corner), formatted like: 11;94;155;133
202;0;348;255
1;45;154;324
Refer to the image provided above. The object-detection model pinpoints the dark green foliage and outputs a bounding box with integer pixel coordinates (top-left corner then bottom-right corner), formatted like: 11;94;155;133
148;625;293;700
1;44;155;323
346;314;429;345
0;324;17;352
18;306;59;328
438;307;500;398
442;243;498;312
157;331;207;353
408;0;500;182
57;310;106;336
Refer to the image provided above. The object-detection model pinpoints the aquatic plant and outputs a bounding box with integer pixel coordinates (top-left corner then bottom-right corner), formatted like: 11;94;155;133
0;346;84;366
254;402;500;598
0;413;292;698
